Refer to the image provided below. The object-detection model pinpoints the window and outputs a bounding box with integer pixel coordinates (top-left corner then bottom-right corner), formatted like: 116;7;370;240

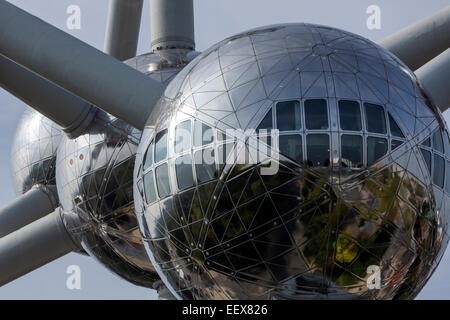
433;130;444;153
155;163;171;198
433;154;445;188
367;137;388;165
306;134;329;167
364;103;386;134
175;155;194;190
194;120;214;147
143;172;156;204
339;100;361;131
154;129;168;163
341;135;363;168
388;113;404;138
446;162;450;194
195;148;216;183
422;138;431;147
257;110;273;133
276;101;301;131
279;135;302;163
143;141;153;171
305;99;328;130
175;120;191;153
391;140;403;151
420;149;431;174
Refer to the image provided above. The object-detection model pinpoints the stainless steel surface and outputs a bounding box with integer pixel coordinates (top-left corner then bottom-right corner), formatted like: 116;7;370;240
0;0;165;130
0;185;58;238
104;0;144;61
134;24;450;299
0;208;78;286
416;49;450;112
379;6;450;71
150;0;195;54
0;54;95;137
55;52;197;288
11;108;63;195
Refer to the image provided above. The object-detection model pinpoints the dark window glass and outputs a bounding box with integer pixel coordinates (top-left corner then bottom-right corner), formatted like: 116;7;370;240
155;163;171;198
305;99;328;130
391;140;403;151
143;171;156;204
143;141;153;170
257;110;273;133
194;148;216;183
364;103;386;134
194;121;214;147
339;100;361;131
388;113;405;138
175;120;191;153
433;154;445;188
341;135;363;168
421;148;431;174
306;134;330;167
433;130;444;153
367;137;388;165
422;138;431;147
279;135;302;163
276;101;301;131
175;155;194;190
446;162;450;194
154;129;168;163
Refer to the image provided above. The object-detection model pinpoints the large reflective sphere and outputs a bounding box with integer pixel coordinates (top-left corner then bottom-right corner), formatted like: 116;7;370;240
56;52;198;288
134;24;450;299
11;108;63;195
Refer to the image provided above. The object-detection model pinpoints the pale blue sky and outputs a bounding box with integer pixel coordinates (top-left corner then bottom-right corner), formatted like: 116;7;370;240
0;0;449;299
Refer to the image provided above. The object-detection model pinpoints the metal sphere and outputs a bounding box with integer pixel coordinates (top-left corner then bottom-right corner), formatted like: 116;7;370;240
11;107;63;195
134;24;450;299
56;52;198;288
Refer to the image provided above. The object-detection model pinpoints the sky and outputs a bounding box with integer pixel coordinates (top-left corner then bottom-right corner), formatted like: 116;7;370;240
0;0;449;300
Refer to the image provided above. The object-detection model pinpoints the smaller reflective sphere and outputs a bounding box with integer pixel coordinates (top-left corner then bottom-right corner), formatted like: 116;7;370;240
11;107;63;195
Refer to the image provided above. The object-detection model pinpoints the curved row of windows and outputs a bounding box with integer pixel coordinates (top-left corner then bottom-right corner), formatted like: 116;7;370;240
139;99;450;205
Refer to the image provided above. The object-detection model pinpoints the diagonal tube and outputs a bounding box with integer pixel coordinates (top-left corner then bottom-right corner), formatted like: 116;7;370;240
0;0;165;130
379;6;450;71
104;0;144;61
415;49;450;112
0;208;77;286
0;54;95;137
0;185;59;238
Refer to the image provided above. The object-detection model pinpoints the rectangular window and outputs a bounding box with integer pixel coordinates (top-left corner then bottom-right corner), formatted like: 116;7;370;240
143;171;157;204
194;148;216;183
364;103;386;134
339;100;361;131
367;137;388;165
175;155;194;190
306;134;329;167
433;154;445;188
305;99;328;130
155;163;171;198
420;148;431;174
391;139;403;151
341;135;363;168
446;162;450;194
175;120;191;153
433;130;444;153
276;101;301;131
194;120;214;147
154;129;168;163
279;135;302;163
143;141;153;171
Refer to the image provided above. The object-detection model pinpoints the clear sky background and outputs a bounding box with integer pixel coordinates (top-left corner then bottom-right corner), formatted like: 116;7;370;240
0;0;449;299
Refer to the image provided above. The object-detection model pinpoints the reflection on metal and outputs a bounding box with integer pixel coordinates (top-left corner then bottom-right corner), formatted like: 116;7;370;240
134;24;450;299
11;108;63;195
55;52;199;288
